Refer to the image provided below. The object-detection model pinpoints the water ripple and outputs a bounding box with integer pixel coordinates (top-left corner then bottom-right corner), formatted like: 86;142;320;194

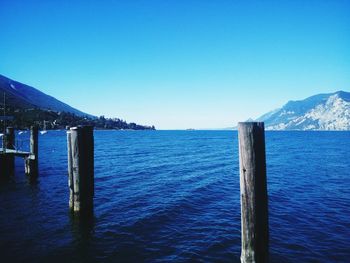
0;130;349;262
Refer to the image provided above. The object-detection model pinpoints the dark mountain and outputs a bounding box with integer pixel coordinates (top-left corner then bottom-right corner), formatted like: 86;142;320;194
0;74;155;130
257;91;350;130
0;74;91;117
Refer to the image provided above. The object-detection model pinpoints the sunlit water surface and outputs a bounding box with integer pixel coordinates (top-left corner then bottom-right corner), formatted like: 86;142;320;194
0;130;349;262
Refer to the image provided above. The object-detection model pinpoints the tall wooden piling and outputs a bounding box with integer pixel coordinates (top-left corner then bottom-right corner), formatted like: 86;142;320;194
68;126;94;213
238;122;268;263
67;130;74;209
5;127;15;149
25;126;38;177
5;127;15;175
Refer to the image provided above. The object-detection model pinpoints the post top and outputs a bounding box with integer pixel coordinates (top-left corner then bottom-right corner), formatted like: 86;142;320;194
70;125;94;131
238;122;265;131
238;121;264;125
238;122;264;127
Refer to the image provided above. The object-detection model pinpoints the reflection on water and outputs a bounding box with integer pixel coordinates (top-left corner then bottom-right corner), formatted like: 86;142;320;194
69;211;95;263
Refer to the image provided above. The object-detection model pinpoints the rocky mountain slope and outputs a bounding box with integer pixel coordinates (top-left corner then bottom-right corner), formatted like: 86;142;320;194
257;91;350;130
0;74;90;117
0;74;155;130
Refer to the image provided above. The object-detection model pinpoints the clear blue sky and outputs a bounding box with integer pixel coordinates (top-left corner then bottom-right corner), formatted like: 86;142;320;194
1;0;349;129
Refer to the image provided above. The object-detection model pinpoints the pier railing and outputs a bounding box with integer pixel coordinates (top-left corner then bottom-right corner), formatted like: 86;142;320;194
0;126;38;177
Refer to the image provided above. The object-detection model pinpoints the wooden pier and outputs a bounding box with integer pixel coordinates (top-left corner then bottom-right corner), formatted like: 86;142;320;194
0;126;38;177
0;148;33;158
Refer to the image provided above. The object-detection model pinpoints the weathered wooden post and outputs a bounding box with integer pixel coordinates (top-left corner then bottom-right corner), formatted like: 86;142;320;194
25;126;38;177
238;122;268;263
5;127;15;175
0;156;5;178
67;128;74;209
68;126;94;213
5;127;15;149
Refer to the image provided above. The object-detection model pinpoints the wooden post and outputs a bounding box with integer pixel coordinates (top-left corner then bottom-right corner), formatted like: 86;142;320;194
25;126;38;177
5;127;15;175
0;155;6;178
238;122;268;263
5;127;15;149
69;126;94;213
67;130;74;209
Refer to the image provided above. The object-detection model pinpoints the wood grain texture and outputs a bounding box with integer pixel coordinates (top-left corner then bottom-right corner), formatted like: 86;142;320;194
25;126;38;177
67;131;74;209
238;122;268;263
69;126;94;213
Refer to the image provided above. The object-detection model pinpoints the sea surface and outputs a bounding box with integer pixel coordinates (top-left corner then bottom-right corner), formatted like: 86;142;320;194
0;130;349;262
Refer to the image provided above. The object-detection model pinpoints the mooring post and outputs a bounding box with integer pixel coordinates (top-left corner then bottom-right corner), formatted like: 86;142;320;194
5;127;15;175
68;126;94;213
67;129;74;209
5;127;15;149
238;122;268;263
25;126;38;177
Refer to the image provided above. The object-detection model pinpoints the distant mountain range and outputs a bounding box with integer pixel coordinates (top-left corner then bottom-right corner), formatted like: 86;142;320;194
0;74;91;117
256;91;350;130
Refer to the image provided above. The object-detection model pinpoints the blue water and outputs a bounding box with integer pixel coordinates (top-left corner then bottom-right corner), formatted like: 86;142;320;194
0;130;349;262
